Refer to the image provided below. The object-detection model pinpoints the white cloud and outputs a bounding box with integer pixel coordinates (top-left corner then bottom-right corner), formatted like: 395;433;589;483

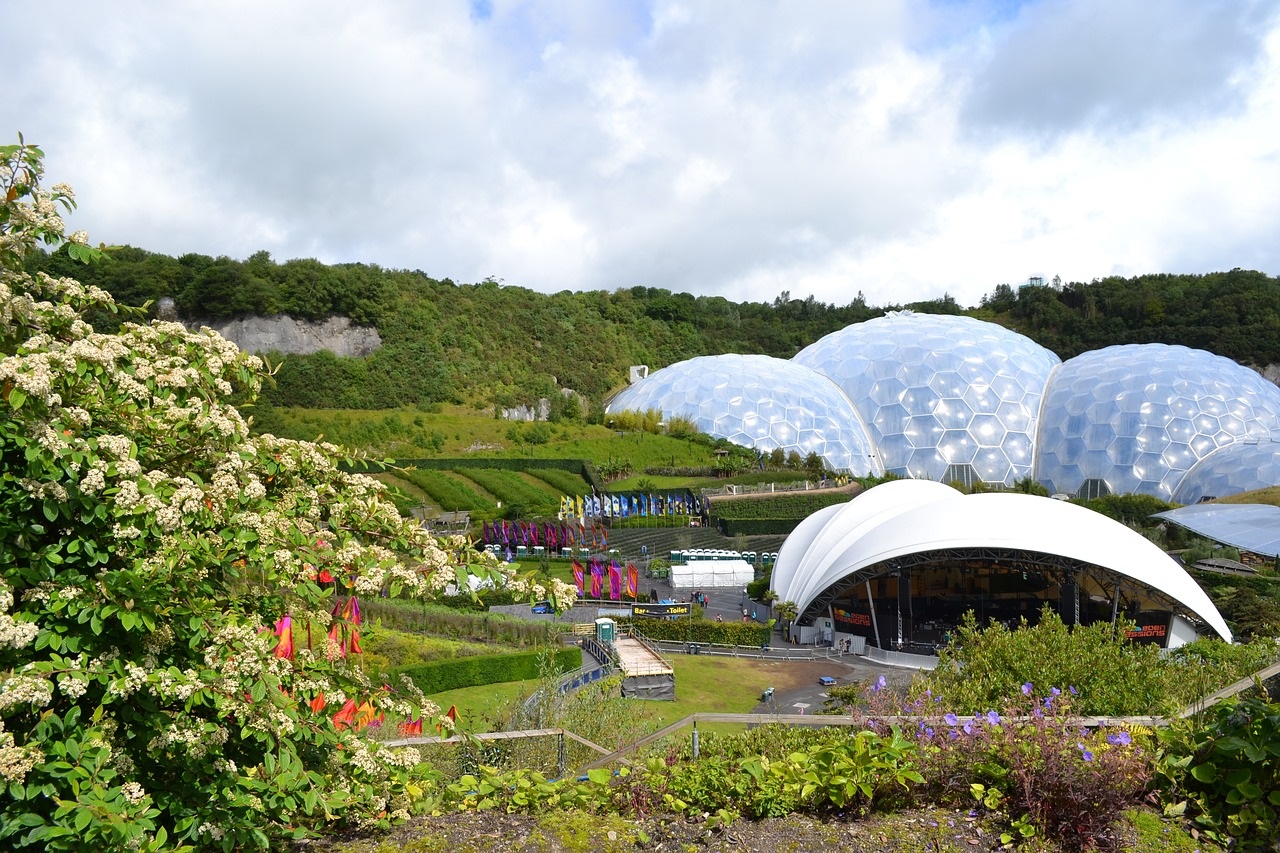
2;0;1278;310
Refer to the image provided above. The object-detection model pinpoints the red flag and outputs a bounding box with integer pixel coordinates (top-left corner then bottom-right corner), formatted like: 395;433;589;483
308;692;326;714
572;559;585;593
626;563;639;598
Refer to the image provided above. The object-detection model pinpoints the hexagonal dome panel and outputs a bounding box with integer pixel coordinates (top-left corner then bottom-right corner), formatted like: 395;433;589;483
1036;344;1280;500
606;354;881;475
1173;440;1280;504
794;312;1060;485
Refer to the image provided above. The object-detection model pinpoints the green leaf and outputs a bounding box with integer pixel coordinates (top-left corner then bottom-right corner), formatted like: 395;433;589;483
8;387;26;409
1189;763;1216;783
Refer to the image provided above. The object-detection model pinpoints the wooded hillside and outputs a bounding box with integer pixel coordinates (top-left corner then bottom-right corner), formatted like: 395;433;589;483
27;247;1280;413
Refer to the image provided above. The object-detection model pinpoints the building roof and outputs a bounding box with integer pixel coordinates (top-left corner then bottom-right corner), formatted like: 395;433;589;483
773;479;1231;641
1154;503;1280;559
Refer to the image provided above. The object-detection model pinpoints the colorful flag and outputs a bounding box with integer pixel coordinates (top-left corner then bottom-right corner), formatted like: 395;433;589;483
590;561;604;598
608;560;622;600
572;559;585;593
626;563;639;598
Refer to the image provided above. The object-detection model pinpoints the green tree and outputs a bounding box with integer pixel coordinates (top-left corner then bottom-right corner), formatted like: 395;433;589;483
0;138;576;851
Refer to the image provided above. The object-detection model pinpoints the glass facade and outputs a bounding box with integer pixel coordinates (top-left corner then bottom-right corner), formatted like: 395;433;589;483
1035;345;1280;501
605;353;882;475
794;313;1060;486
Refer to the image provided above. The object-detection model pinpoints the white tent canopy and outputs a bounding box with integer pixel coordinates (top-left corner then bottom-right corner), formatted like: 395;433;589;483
669;559;755;589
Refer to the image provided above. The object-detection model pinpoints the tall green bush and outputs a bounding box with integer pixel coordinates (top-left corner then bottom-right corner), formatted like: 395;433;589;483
0;140;574;851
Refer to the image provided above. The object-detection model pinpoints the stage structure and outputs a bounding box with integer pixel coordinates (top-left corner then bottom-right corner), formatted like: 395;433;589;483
771;480;1231;654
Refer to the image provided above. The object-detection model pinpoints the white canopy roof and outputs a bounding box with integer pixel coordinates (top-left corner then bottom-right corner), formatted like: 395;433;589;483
773;480;1231;641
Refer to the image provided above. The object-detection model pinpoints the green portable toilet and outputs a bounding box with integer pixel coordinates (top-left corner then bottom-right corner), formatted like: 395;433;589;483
595;617;616;645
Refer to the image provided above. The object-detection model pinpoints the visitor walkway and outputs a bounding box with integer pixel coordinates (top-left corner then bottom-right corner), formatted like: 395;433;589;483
613;636;673;677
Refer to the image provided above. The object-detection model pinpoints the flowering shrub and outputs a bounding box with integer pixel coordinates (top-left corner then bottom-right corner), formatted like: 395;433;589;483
0;137;572;850
912;683;1150;849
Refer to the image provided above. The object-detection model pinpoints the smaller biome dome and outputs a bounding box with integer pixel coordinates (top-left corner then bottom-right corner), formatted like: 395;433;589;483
1172;439;1280;504
794;312;1060;487
606;354;881;475
1035;344;1280;501
772;480;1230;647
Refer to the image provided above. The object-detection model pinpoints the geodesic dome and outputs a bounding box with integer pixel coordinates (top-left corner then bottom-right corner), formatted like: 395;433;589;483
605;354;882;475
793;312;1060;486
1035;344;1280;501
1172;440;1280;505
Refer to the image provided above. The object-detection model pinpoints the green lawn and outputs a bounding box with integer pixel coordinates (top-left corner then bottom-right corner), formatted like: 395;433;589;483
427;678;541;734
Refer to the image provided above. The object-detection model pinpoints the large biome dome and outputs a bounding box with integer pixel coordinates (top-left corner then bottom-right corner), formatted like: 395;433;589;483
605;354;881;475
794;313;1060;487
1035;344;1280;501
1172;440;1280;505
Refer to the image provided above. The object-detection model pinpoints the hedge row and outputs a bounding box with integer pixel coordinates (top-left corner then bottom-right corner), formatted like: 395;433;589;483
363;599;562;645
715;518;802;536
394;646;581;695
709;492;852;520
623;618;770;646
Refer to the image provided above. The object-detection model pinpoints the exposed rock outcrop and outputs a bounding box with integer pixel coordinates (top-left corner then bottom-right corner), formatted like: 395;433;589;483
163;301;381;357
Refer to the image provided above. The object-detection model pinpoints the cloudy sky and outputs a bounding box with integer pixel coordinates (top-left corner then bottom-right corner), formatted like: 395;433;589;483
4;0;1279;308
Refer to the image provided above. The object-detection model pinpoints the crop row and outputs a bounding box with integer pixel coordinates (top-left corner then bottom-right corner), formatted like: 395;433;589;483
398;468;494;512
454;468;561;513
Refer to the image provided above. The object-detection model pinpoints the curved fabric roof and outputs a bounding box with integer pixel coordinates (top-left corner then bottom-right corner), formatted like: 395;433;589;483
773;480;1231;641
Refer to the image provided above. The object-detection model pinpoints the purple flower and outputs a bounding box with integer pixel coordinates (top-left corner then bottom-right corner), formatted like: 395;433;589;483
1107;731;1132;746
873;675;887;692
1069;685;1078;695
1077;742;1094;762
986;710;1001;725
1050;687;1061;697
1021;682;1033;696
963;721;974;735
925;726;934;737
944;712;959;726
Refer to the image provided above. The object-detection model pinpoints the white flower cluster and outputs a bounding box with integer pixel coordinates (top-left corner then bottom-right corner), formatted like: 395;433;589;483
120;781;147;803
148;717;227;761
0;724;42;784
105;663;149;700
0;672;54;712
0;583;38;650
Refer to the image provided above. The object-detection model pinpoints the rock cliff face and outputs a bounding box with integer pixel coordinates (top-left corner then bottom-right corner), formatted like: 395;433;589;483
169;305;381;357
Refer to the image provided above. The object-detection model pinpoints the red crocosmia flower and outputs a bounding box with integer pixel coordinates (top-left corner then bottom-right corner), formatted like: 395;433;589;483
272;615;294;661
308;692;326;714
332;699;357;730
